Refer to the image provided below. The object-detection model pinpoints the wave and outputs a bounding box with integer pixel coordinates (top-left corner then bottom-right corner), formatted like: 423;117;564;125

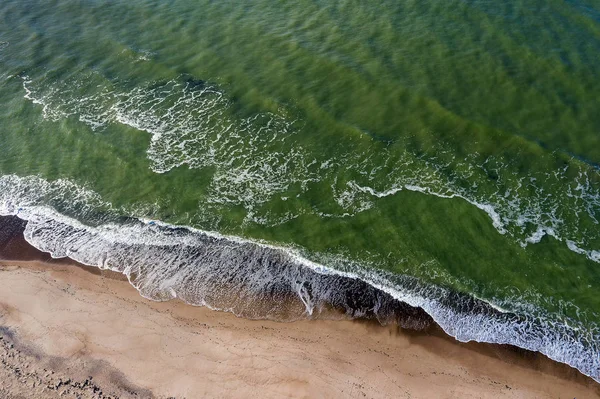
1;174;599;382
19;72;600;263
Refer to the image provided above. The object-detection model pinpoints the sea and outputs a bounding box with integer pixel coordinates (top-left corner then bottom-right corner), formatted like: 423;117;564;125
1;0;599;382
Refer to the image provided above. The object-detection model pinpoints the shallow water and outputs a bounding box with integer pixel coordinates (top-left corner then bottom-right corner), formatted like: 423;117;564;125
1;0;599;380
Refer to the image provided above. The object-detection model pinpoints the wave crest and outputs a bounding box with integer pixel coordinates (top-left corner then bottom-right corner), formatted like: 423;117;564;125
1;174;599;381
20;73;600;261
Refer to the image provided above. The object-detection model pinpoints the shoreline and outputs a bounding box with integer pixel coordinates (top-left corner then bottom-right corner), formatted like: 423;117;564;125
0;221;598;397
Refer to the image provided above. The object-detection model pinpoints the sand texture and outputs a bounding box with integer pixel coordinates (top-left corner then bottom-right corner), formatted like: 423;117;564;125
0;260;597;398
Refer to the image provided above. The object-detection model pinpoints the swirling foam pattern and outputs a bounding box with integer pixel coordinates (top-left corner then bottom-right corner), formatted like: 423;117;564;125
2;0;600;383
1;174;599;381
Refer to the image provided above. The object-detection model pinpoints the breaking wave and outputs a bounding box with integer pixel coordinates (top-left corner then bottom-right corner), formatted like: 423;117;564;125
19;72;600;262
1;174;599;382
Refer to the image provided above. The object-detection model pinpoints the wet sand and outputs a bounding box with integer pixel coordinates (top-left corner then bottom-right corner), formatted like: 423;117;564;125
0;218;598;398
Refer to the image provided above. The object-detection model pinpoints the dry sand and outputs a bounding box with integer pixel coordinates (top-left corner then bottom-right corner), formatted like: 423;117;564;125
0;259;598;399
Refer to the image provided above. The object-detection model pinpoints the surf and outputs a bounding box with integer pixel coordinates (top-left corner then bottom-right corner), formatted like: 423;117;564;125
1;174;599;382
18;73;600;263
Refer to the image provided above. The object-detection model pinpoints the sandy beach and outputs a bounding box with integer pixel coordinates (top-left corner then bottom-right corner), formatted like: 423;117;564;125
3;1;600;397
0;251;598;398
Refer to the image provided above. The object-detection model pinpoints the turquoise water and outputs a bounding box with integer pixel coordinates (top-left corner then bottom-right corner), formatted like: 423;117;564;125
1;0;600;380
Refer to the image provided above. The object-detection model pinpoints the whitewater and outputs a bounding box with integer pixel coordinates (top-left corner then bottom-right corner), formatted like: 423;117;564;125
1;174;599;382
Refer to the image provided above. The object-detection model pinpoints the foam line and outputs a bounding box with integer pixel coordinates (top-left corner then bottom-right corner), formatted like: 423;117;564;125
1;174;599;382
20;73;600;261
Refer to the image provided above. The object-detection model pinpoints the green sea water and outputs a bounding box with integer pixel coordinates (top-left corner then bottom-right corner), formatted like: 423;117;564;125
1;0;600;379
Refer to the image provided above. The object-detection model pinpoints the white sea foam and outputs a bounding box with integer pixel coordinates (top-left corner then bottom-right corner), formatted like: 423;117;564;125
19;73;600;261
1;174;599;382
